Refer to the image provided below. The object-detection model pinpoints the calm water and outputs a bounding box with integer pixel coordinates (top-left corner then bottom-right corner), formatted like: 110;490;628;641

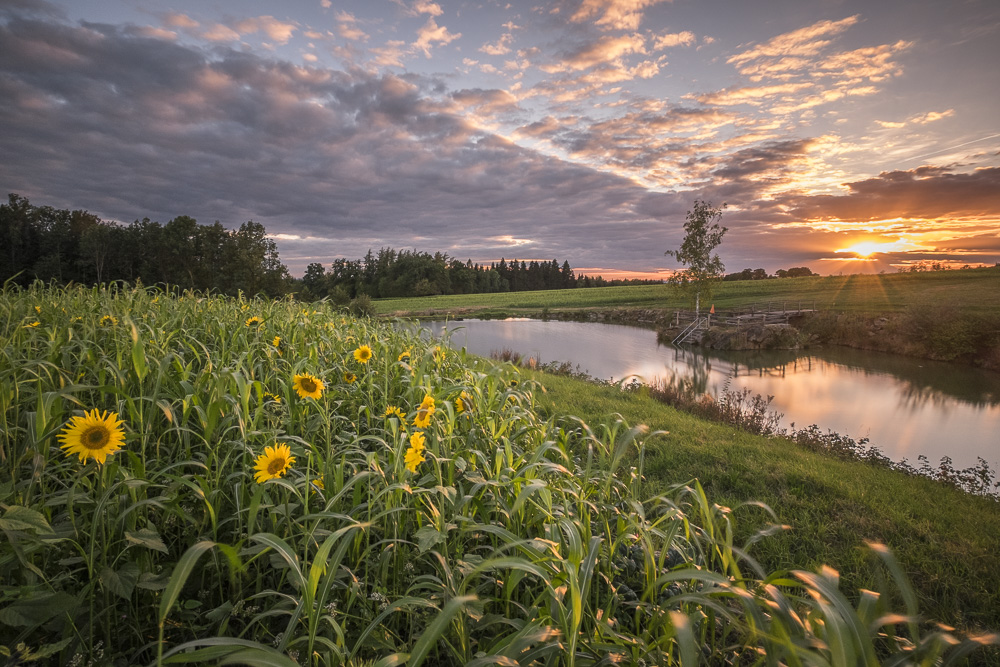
427;318;1000;472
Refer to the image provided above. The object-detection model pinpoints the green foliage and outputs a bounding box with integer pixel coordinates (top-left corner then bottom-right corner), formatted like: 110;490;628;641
1;285;997;664
0;194;290;296
665;200;728;313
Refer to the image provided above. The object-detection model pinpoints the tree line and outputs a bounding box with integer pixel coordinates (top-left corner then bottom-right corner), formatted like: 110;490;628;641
723;266;818;281
300;250;662;301
1;194;289;296
1;194;662;300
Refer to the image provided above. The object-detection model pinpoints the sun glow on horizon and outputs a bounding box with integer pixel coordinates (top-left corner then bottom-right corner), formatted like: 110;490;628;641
835;240;909;258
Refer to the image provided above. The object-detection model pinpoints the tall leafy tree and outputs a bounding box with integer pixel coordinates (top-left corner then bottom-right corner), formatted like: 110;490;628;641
665;200;727;314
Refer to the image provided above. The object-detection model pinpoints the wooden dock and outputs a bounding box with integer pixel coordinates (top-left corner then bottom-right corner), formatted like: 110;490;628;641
670;301;816;345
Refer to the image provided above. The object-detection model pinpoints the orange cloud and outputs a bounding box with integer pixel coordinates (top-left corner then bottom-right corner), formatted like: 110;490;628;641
570;0;673;31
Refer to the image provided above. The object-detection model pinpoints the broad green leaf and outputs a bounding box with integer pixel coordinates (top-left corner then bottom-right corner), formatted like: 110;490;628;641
0;506;54;534
100;561;141;599
0;592;77;627
126;527;169;553
414;525;445;553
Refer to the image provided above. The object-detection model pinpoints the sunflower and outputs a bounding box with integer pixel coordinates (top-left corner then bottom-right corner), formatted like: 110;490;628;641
253;443;296;483
413;394;435;428
264;392;282;403
343;372;357;384
100;315;118;327
272;336;283;356
245;316;263;328
58;409;126;465
456;391;472;414
398;350;411;362
354;344;373;364
404;432;426;473
293;373;324;399
384;405;405;420
25;321;40;328
34;306;41;314
432;346;443;362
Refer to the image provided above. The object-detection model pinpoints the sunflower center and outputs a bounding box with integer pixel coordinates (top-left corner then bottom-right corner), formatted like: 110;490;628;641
267;457;287;475
82;426;110;450
300;378;317;392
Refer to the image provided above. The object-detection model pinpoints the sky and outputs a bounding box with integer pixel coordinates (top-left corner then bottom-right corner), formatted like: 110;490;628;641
2;0;999;279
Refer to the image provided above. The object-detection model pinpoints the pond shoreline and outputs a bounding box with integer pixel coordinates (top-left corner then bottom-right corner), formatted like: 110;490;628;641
386;305;1000;372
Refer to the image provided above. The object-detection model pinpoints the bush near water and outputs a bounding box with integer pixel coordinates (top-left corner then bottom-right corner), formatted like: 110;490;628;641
2;284;998;665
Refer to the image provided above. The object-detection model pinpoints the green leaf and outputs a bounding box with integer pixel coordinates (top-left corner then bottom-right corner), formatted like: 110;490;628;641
0;506;54;534
130;320;149;380
414;525;445;553
0;591;77;627
159;540;216;625
126;527;169;553
137;571;170;591
100;562;140;599
206;601;234;623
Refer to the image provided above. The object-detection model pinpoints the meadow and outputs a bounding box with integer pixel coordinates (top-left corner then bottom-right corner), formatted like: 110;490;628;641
1;284;997;665
373;267;1000;318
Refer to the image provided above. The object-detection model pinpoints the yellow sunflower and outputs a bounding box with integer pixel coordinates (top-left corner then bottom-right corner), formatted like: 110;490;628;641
404;432;426;473
34;306;42;314
413;394;435;428
245;316;263;328
398;350;411;362
25;321;40;328
58;409;126;465
384;405;405;420
100;315;118;327
264;392;282;404
456;391;472;414
343;372;357;384
293;373;324;399
253;443;296;483
354;344;373;364
272;336;283;356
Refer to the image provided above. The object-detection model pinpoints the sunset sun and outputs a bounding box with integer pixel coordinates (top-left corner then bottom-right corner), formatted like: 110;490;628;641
836;241;902;258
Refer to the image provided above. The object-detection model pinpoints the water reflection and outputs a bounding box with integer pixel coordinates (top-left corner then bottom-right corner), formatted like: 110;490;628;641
426;319;1000;471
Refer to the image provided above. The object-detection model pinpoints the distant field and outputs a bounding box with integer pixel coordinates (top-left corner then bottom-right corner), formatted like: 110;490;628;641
374;267;1000;316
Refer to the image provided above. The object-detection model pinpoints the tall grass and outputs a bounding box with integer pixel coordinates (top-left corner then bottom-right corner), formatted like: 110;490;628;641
1;283;996;664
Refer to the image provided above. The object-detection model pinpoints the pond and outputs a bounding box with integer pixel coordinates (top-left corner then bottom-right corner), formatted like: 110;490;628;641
425;318;1000;472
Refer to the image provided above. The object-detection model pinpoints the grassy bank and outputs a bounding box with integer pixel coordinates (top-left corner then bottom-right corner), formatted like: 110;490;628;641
375;266;1000;318
2;284;998;664
529;370;1000;633
377;267;1000;368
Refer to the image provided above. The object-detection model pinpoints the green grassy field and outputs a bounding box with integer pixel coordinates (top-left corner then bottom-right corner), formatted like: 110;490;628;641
374;267;1000;317
528;371;1000;635
2;284;997;665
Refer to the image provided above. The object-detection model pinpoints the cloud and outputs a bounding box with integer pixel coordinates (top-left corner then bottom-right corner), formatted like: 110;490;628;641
480;31;514;55
778;167;1000;222
335;12;369;42
693;83;813;106
232;16;297;44
413;17;461;58
652;30;695;49
570;0;673;31
163;12;199;30
913;109;954;124
0;13;685;275
728;15;859;68
542;33;646;72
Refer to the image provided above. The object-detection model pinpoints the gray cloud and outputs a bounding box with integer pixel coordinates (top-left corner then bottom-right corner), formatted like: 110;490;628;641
0;12;685;274
779;167;1000;222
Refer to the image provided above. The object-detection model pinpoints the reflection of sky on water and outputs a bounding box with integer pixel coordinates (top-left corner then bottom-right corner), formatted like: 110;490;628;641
431;319;1000;472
